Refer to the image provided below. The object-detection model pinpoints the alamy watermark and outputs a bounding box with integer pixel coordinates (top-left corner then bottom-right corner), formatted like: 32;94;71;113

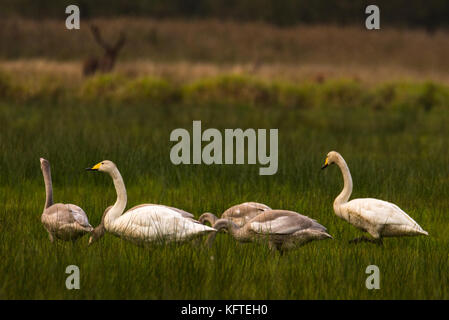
365;265;380;289
365;5;380;30
170;121;278;175
65;4;380;31
65;5;80;30
65;265;80;290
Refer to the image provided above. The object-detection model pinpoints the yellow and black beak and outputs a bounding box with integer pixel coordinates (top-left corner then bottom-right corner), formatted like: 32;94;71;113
321;157;329;170
86;162;101;171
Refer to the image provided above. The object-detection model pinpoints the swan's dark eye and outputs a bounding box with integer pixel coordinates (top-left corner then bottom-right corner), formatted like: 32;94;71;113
101;162;104;165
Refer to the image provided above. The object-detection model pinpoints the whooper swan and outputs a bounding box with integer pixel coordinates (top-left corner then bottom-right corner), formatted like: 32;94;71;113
40;158;93;242
199;202;271;227
86;160;215;245
88;204;200;245
206;210;332;252
321;151;428;244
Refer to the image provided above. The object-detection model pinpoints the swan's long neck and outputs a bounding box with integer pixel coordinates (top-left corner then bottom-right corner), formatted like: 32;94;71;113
104;167;127;227
334;155;353;209
199;213;219;226
88;206;112;246
41;165;53;210
214;219;240;236
96;207;110;231
206;219;240;247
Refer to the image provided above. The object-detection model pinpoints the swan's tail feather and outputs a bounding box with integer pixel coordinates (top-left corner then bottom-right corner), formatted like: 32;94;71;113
323;232;333;239
417;229;429;236
406;224;429;236
413;223;429;236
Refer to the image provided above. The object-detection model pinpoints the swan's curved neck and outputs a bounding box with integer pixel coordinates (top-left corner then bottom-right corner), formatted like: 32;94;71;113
199;213;219;226
334;154;353;207
97;208;110;229
89;207;111;244
105;167;127;225
41;165;53;210
206;219;240;247
214;219;240;236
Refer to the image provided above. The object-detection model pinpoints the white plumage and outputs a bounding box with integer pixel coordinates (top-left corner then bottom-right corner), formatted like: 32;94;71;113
87;160;215;245
322;151;428;242
109;204;215;243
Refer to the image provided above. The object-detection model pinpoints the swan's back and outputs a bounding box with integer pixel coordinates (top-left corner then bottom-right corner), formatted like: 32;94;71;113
222;202;271;226
248;210;327;235
126;203;195;220
42;203;93;239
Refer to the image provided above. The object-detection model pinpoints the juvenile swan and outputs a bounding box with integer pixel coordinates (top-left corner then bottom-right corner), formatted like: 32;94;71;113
86;160;215;244
88;206;112;246
199;202;271;227
207;210;332;251
321;151;428;244
40;158;93;241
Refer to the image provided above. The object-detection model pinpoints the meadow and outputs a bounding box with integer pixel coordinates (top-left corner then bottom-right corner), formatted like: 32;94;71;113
1;16;449;299
0;71;448;299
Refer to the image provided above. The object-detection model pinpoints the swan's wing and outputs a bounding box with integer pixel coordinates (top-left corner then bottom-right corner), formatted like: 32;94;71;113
345;198;420;227
222;202;271;219
248;210;318;235
126;206;211;230
115;205;215;240
126;204;195;219
43;204;74;226
67;204;92;228
42;203;91;228
164;206;195;219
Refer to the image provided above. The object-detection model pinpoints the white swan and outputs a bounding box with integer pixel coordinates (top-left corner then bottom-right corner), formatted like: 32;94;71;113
207;210;332;251
40;158;93;241
321;151;428;244
86;160;215;244
199;202;271;227
88;204;198;245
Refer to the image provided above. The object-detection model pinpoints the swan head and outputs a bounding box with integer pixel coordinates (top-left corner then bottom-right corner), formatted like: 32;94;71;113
88;226;104;246
86;160;116;173
321;151;341;169
40;157;50;170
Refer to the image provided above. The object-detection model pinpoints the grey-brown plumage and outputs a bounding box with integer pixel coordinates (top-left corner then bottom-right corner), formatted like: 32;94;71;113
207;210;332;251
199;202;271;227
40;158;93;241
88;206;112;246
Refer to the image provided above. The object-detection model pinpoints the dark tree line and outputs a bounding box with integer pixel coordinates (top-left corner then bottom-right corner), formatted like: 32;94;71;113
2;0;448;31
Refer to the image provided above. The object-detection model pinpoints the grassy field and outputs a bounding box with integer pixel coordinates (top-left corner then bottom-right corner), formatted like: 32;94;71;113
0;15;448;300
0;78;448;299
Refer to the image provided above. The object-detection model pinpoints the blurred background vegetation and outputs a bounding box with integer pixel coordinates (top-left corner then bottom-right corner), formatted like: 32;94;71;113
0;1;448;110
2;0;449;31
1;0;448;82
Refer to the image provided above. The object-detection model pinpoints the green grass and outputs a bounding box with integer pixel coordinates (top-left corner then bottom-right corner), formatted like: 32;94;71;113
3;71;449;111
0;87;448;299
